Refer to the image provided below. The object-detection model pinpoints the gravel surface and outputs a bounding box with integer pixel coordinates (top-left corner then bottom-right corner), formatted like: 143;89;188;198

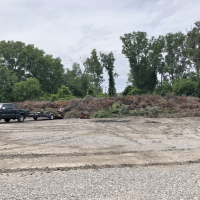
1;164;200;200
1;117;200;199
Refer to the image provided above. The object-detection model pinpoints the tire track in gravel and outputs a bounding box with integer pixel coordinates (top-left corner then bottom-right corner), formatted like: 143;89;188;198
0;147;199;159
93;120;143;143
2;118;200;174
1;159;200;174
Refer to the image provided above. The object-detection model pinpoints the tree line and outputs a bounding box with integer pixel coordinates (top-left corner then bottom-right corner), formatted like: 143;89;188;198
121;21;200;97
0;21;199;102
0;42;117;102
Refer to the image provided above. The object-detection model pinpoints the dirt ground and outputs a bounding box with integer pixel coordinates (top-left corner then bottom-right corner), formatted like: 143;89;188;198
1;116;200;173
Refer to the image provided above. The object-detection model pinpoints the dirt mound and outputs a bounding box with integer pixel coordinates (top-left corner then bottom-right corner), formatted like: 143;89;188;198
12;94;200;118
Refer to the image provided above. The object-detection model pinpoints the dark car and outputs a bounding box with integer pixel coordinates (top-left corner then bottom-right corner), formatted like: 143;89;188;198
0;103;29;123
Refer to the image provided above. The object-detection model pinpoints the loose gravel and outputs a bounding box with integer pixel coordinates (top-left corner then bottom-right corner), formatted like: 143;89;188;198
1;117;200;199
1;164;200;200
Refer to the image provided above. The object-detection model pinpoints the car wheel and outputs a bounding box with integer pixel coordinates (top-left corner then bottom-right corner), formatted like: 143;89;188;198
50;115;54;120
4;119;10;123
33;116;38;120
18;114;25;122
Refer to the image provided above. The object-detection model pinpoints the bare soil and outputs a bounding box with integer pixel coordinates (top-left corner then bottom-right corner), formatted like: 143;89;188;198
1;116;200;173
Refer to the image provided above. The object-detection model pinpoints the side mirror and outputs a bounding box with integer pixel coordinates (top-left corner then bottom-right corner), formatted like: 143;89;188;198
1;107;5;110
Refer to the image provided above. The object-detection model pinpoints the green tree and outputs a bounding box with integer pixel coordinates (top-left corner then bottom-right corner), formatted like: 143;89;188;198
12;78;42;101
0;40;26;80
84;49;104;97
187;21;200;79
0;66;18;102
120;31;157;92
150;36;165;85
164;32;187;80
0;41;65;94
64;63;85;97
100;52;118;97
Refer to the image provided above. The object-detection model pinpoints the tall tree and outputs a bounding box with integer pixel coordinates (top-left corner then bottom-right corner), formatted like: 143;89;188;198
187;21;200;79
164;32;187;80
120;31;157;92
0;40;26;80
0;40;65;94
0;66;18;102
64;62;84;97
150;36;165;85
83;49;104;97
100;52;118;97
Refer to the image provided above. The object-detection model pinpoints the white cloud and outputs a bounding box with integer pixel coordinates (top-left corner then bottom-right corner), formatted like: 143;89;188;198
0;0;200;92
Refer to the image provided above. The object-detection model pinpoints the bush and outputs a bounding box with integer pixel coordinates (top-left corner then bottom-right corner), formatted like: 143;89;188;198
94;103;130;118
57;86;72;97
12;78;42;101
109;102;121;113
130;106;162;117
194;81;200;98
172;79;196;96
93;109;110;118
155;81;172;96
122;85;146;96
49;86;74;102
122;85;132;95
128;87;146;95
93;102;162;118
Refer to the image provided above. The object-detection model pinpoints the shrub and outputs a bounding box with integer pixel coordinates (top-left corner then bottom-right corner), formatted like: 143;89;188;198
128;87;146;95
93;109;110;118
172;79;196;96
12;78;42;101
122;85;132;95
93;103;130;118
155;81;172;96
129;106;162;117
109;102;121;113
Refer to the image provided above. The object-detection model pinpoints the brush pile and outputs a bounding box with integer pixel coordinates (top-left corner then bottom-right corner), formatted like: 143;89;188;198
13;94;200;118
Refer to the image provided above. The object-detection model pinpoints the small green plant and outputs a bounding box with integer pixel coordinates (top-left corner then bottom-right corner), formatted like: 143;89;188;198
146;106;162;116
93;109;110;118
109;102;121;113
94;103;130;118
129;109;145;116
129;106;162;117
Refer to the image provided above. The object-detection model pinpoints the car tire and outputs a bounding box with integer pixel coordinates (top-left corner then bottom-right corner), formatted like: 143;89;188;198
18;114;25;122
50;115;54;120
4;119;10;123
33;116;38;120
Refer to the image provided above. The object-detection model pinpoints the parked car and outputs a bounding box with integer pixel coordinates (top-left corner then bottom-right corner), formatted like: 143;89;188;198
0;103;29;122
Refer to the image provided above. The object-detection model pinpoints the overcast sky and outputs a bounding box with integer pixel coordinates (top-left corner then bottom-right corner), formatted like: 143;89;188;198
1;0;200;92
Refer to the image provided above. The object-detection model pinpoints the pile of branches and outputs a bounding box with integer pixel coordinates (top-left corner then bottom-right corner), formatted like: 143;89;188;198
12;94;200;118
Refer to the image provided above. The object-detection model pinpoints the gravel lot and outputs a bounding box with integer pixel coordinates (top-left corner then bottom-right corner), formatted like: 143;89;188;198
1;116;200;199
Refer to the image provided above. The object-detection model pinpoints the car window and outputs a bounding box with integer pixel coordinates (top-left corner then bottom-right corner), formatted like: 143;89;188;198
0;104;2;109
8;104;15;110
3;104;10;109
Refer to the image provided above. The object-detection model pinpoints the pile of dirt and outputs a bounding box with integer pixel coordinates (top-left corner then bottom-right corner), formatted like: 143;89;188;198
13;94;200;118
